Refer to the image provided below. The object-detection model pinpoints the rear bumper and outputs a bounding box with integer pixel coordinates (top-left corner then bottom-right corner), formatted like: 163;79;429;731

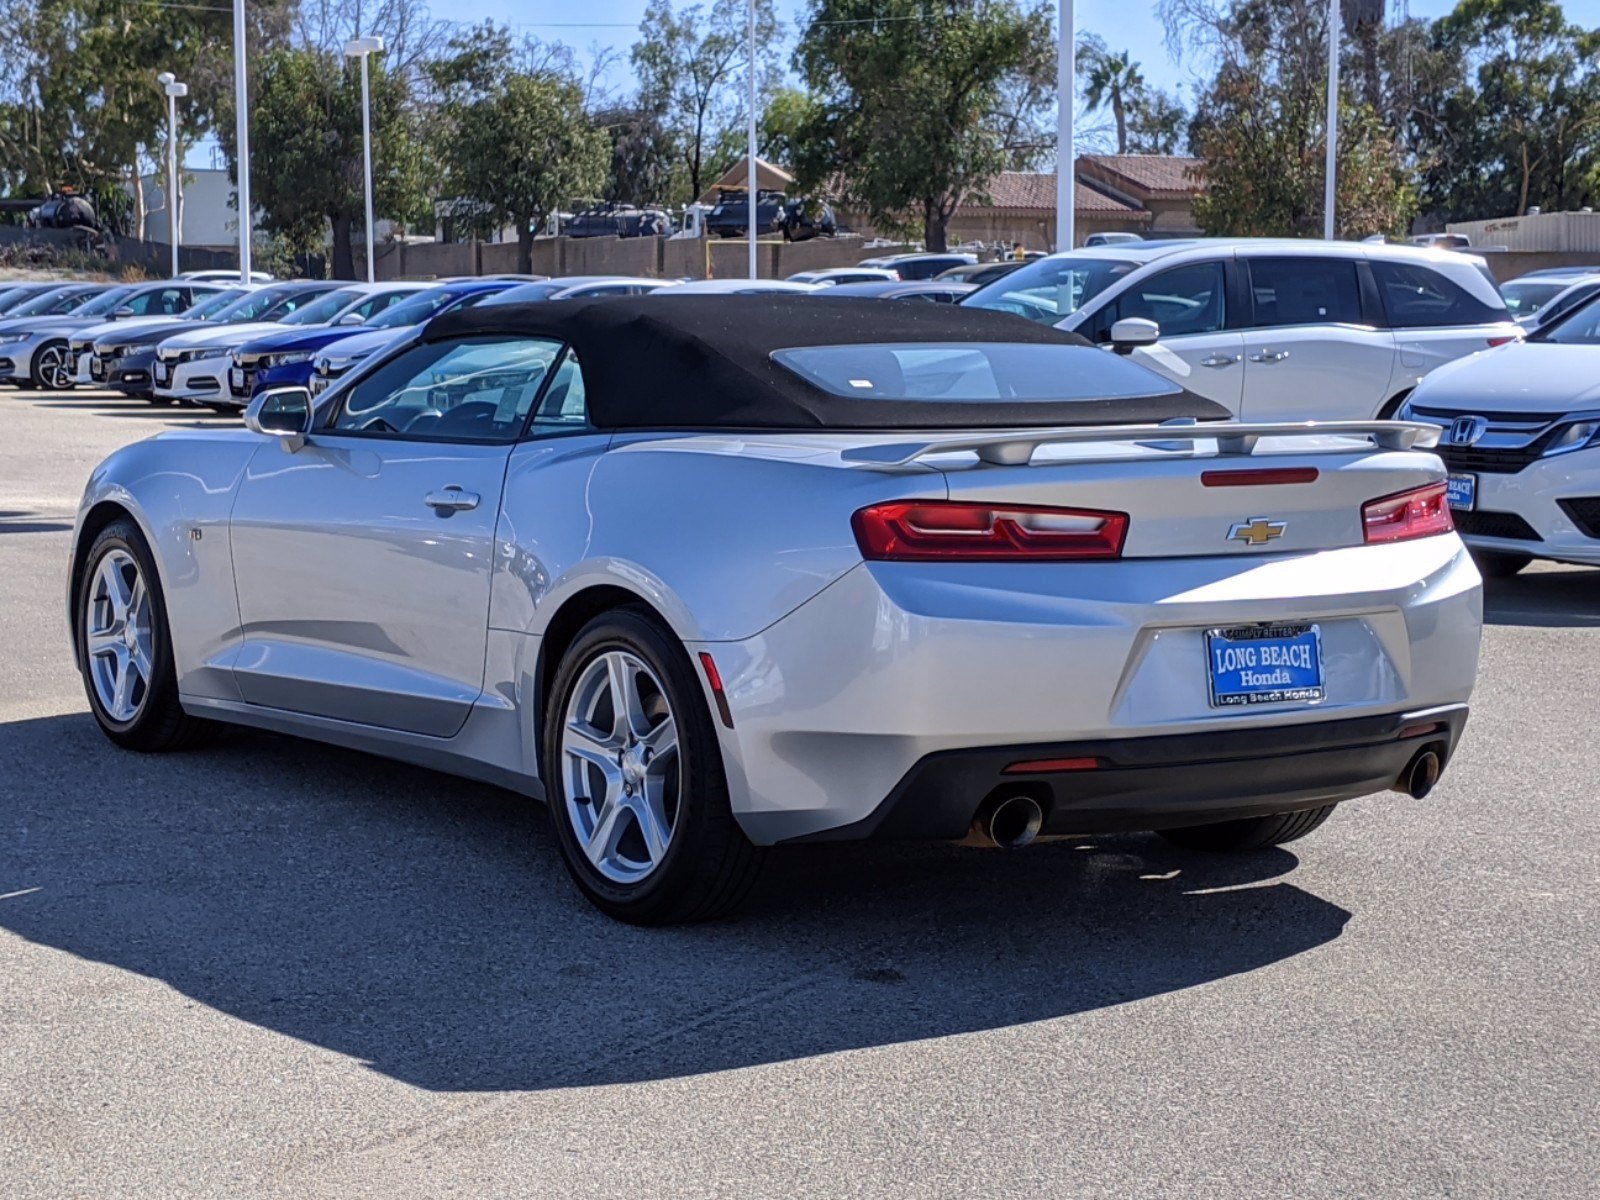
704;536;1482;845
789;703;1468;842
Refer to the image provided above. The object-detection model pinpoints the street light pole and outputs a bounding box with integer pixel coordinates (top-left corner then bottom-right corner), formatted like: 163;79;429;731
1055;0;1075;252
233;0;252;283
157;72;188;279
344;37;385;283
746;0;757;280
1323;0;1340;240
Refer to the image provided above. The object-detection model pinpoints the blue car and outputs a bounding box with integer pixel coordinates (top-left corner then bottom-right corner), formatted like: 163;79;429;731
231;280;513;404
223;282;423;406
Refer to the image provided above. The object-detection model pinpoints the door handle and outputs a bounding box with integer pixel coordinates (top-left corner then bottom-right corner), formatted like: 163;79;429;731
1248;349;1291;363
424;486;480;513
1200;354;1241;368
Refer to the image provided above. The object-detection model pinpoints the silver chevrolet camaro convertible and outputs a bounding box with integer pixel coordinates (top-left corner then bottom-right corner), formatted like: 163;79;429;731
70;297;1483;923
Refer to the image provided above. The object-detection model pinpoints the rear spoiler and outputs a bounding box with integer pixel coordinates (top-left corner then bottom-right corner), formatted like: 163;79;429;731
839;420;1442;468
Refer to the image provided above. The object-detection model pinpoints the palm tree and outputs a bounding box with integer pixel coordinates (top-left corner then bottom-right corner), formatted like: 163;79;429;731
1083;48;1144;155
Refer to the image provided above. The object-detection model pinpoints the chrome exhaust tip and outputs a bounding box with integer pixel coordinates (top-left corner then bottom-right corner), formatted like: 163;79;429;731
971;794;1045;850
1395;749;1443;800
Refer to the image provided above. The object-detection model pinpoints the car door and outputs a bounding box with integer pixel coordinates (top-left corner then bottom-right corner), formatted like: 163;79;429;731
1237;255;1396;421
227;333;567;737
1081;259;1246;413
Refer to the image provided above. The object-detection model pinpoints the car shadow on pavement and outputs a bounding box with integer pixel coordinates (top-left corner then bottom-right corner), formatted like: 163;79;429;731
0;712;1350;1093
1483;568;1600;629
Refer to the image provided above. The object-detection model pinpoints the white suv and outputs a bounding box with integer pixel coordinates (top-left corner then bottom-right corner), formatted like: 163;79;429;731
963;239;1521;420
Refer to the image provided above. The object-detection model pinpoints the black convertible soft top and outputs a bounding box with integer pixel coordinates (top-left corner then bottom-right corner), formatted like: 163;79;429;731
423;294;1230;430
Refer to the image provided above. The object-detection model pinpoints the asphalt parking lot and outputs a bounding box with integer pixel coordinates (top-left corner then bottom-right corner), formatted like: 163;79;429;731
2;387;1596;1199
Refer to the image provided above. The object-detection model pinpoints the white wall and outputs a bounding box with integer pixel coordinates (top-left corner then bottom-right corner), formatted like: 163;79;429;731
133;169;239;249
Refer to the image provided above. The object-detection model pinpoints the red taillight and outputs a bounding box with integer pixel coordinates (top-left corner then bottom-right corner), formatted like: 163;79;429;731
1487;335;1518;347
698;652;734;728
852;500;1128;561
1362;482;1454;544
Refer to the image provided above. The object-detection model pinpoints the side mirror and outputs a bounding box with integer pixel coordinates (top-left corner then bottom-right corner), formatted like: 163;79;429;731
113;305;136;318
1109;317;1160;355
244;386;313;452
337;312;365;326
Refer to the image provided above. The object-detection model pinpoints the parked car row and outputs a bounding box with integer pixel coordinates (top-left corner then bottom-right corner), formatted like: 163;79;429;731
15;238;1600;583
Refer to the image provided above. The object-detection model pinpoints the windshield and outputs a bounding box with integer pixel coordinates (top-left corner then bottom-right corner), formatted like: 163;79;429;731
1501;280;1568;318
11;286;97;316
214;283;333;323
962;256;1141;325
366;288;472;329
75;286;139;317
280;288;365;326
483;283;565;304
188;289;248;320
1535;293;1600;344
773;341;1181;402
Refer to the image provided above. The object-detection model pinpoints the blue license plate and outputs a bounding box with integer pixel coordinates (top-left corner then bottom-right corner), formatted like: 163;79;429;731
1446;473;1476;511
1206;624;1324;708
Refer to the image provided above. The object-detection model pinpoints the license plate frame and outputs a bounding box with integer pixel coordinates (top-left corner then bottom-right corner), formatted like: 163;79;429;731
229;367;245;392
1206;623;1325;709
153;362;170;385
89;357;105;380
1446;473;1477;511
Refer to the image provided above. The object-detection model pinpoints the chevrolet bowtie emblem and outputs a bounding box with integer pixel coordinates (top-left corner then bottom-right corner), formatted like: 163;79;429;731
1228;517;1287;546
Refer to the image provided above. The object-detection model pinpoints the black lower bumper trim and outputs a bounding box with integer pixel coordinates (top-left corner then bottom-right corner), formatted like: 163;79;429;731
790;704;1470;843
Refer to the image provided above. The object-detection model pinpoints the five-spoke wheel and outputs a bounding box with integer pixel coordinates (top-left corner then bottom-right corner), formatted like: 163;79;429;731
560;650;681;885
543;608;762;924
75;519;215;751
84;548;155;723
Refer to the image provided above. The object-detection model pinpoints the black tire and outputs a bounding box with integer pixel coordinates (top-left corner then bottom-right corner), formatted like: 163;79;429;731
1472;550;1530;579
74;519;217;752
30;339;72;390
1157;804;1337;852
542;607;763;924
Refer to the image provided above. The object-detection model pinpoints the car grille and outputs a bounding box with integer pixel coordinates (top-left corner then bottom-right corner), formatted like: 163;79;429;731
1436;445;1544;475
1411;404;1557;475
1453;510;1542;541
1557;498;1600;539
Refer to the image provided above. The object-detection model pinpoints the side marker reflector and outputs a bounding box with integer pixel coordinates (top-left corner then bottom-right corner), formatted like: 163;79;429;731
698;652;735;729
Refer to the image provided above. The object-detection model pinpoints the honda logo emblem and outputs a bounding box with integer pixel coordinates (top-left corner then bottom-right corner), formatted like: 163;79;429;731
1445;415;1488;446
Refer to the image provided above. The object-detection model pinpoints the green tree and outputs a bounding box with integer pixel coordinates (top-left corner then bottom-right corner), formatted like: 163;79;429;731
1181;0;1415;237
0;0;292;231
633;0;780;204
430;28;609;272
216;46;429;278
1082;45;1145;154
1126;87;1189;154
1419;0;1600;218
792;0;1053;251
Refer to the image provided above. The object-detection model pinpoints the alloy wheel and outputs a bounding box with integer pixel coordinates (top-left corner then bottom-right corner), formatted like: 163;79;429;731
38;344;71;389
560;649;681;884
84;548;154;722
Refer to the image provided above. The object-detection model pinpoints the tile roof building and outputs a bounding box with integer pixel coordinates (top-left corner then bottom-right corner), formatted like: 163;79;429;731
948;155;1205;252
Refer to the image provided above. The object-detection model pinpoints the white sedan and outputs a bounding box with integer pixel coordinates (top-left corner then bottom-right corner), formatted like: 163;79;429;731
70;297;1482;923
1400;291;1600;575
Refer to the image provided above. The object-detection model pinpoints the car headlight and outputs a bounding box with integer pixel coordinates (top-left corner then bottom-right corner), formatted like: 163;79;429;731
1544;419;1600;456
0;333;29;345
119;343;158;356
262;351;312;367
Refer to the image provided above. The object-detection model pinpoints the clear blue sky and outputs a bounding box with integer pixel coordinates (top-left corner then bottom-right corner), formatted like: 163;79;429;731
438;0;1471;110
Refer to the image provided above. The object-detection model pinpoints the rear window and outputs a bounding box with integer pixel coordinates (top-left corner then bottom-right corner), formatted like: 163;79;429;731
1373;261;1507;328
772;342;1181;402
